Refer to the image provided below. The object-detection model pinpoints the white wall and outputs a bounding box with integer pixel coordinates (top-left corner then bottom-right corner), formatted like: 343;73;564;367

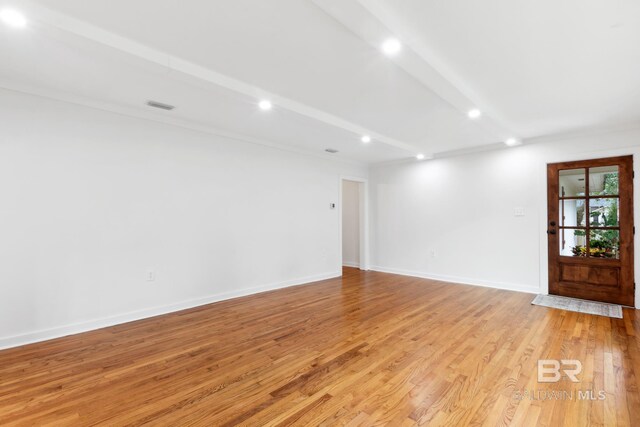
341;180;360;267
370;126;640;306
0;89;367;349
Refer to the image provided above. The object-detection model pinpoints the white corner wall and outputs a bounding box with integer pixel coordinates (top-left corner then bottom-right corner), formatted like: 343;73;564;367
341;180;360;267
370;126;640;306
0;88;367;349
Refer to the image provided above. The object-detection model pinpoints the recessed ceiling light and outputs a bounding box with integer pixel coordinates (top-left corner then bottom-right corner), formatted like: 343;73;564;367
381;38;402;56
258;100;272;111
0;8;27;28
467;109;482;119
416;153;425;160
361;135;371;143
505;138;521;147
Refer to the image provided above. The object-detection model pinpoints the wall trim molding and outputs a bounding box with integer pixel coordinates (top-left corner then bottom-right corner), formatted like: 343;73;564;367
370;265;540;295
342;261;360;268
370;121;640;168
0;83;366;168
0;271;341;351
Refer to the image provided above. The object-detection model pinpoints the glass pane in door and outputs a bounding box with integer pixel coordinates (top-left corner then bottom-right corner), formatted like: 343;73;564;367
560;199;586;227
559;169;586;197
560;228;587;257
589;166;619;196
588;198;619;227
589;229;620;259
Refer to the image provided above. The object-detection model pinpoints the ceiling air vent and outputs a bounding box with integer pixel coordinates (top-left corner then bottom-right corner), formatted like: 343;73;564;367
325;148;339;154
146;100;175;111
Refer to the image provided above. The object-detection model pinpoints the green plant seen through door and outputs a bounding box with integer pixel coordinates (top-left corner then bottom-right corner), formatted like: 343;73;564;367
572;173;619;258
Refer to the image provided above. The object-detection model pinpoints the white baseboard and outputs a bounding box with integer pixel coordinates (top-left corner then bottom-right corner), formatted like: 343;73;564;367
370;265;540;295
342;261;360;268
0;271;341;351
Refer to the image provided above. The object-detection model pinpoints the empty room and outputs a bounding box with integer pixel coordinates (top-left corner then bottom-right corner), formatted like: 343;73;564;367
1;1;639;426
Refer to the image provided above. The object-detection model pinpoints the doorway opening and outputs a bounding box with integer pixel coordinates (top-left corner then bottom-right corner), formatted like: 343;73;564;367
547;155;634;306
341;178;367;271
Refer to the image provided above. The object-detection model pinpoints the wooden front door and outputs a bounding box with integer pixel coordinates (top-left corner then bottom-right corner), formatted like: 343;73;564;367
547;156;634;306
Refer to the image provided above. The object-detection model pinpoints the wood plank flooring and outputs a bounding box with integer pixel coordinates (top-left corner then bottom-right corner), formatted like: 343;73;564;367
1;267;639;426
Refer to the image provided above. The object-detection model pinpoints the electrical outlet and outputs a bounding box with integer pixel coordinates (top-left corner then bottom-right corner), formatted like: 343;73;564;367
147;270;155;281
514;207;525;217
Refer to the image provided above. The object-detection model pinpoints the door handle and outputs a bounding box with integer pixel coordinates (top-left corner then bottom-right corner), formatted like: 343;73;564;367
548;229;557;235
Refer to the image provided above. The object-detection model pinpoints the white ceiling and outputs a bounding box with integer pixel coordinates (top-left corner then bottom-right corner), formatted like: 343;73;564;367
0;23;410;163
358;0;640;137
2;0;639;163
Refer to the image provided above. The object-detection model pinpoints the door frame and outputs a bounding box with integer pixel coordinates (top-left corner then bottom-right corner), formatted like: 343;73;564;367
339;176;369;271
547;155;634;306
538;148;639;308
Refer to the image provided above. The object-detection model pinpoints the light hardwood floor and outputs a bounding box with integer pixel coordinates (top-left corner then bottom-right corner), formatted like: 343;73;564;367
0;268;639;426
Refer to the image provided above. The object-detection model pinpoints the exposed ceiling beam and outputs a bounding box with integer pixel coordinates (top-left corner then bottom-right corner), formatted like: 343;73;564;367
312;0;518;147
15;0;426;157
